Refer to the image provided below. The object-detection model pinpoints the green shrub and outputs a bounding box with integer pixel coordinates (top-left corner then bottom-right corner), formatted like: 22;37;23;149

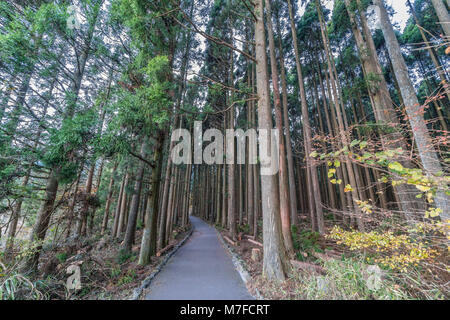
291;226;322;260
109;266;121;279
297;257;411;300
0;262;44;300
239;224;250;234
56;252;68;263
117;270;136;286
116;249;133;264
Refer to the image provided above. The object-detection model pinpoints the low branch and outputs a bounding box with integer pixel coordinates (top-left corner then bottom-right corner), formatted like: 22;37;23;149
223;235;237;246
239;0;257;21
246;238;263;247
127;149;155;168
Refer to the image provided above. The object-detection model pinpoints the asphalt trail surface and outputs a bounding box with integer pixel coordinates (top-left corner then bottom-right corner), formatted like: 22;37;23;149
145;216;254;300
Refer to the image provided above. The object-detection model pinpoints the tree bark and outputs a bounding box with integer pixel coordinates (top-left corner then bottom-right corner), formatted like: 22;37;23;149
123;141;147;252
22;170;59;273
265;0;294;254
375;0;449;221
112;170;127;238
116;172;130;238
316;0;365;230
288;0;325;233
430;0;450;38
275;10;298;226
101;161;118;235
255;0;290;280
139;132;165;265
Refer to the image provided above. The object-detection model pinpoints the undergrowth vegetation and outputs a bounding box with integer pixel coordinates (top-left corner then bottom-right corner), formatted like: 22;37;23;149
254;256;412;300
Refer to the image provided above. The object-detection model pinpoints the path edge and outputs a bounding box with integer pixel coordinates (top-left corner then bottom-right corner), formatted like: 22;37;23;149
215;229;264;300
130;227;194;300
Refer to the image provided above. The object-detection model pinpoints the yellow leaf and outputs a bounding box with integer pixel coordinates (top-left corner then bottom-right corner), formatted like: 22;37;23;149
430;208;442;218
416;185;431;192
310;151;319;158
388;161;404;172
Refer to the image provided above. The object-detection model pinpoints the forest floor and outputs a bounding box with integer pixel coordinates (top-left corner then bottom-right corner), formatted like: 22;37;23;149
15;225;192;300
216;215;448;300
4;215;447;300
216;214;342;299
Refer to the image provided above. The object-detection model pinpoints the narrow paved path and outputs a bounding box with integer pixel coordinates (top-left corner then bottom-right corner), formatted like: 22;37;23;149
145;216;254;300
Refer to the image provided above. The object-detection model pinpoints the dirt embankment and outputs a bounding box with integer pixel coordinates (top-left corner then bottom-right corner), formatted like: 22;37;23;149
15;225;192;300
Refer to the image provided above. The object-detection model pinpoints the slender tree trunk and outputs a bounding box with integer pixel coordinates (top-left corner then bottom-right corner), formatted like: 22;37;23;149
238;164;244;226
222;116;228;228
430;0;450;38
5;169;31;258
316;0;365;230
255;0;290;280
112;170;127;238
247;106;254;234
65;162;84;240
88;158;104;234
139;132;165;265
182;164;192;227
22;170;59;273
78;161;95;238
288;0;325;233
116;172;130;238
375;0;449;221
123;142;147;252
276;15;298;225
101;161;118;235
265;0;294;254
158;115;178;249
216;164;222;225
227;36;237;240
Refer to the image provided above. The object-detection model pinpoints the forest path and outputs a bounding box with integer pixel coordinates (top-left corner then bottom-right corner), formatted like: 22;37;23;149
145;216;254;300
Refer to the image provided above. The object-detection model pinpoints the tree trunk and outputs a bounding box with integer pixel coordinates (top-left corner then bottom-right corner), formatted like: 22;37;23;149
255;0;290;280
430;0;450;38
112;170;127;238
375;0;449;221
406;0;450;105
288;0;325;233
22;170;59;273
227;35;237;240
78;160;96;238
116;172;130;238
139;132;165;265
276;11;298;226
265;0;294;254
123;142;147;252
65;162;84;240
101;161;118;235
316;0;365;230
